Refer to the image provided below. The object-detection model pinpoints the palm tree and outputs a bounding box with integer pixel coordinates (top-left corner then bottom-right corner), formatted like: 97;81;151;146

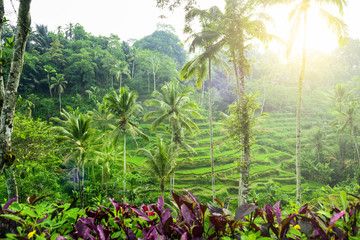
144;81;200;192
50;73;67;113
52;108;93;209
110;60;131;90
307;127;326;162
330;83;351;165
43;65;56;97
271;0;348;204
181;5;230;202
137;138;180;198
104;87;149;195
335;102;360;164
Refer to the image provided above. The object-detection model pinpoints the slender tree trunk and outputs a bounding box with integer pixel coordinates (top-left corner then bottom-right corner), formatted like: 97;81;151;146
47;73;52;97
0;0;31;176
73;169;76;193
59;92;61;113
209;58;216;202
147;72;150;93
153;73;156;92
296;11;308;205
170;123;174;193
5;167;18;200
238;151;244;206
101;164;104;191
200;84;205;107
352;128;360;164
131;57;135;79
231;51;241;98
81;159;85;209
161;181;165;199
241;102;251;204
119;74;122;90
123;131;127;196
77;166;80;202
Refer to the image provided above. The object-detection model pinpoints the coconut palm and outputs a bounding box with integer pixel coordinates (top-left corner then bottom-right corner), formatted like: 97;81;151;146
144;80;200;191
43;65;56;97
330;83;351;164
335;102;360;164
270;0;348;204
110;60;131;90
138;138;190;198
50;73;67;113
181;5;230;202
104;87;149;194
52;108;93;209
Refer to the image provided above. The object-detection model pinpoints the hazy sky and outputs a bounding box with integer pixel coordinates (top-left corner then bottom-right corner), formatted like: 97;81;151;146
4;0;360;53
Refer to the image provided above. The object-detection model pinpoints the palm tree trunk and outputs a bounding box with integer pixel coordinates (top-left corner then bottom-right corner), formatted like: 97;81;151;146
231;51;241;98
119;74;122;90
161;181;165;199
209;58;216;202
123;131;127;196
147;72;150;93
73;168;76;193
47;73;53;97
5;167;18;200
59;91;61;113
170;123;174;193
238;151;244;206
153;73;156;92
131;58;135;79
81;160;85;209
352;129;360;164
101;164;104;191
242;102;251;204
77;166;81;203
200;84;205;107
296;11;308;205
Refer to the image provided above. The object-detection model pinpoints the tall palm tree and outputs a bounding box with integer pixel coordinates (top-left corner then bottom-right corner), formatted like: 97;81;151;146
144;81;200;191
50;73;67;113
111;60;131;90
43;65;56;98
104;87;149;195
52;108;93;209
330;83;351;165
138;138;188;198
271;0;348;204
335;102;360;164
180;5;229;202
220;0;276;205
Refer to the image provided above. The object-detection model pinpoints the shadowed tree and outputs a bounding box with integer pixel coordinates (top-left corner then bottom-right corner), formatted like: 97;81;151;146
104;87;149;195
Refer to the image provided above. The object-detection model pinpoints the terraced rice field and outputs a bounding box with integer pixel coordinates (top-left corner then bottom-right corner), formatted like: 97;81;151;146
128;112;325;209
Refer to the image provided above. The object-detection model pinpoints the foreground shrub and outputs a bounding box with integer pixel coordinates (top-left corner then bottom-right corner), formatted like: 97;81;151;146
1;190;360;239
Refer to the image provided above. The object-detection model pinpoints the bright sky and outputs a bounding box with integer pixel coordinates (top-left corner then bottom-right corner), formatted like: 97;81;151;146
4;0;360;54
